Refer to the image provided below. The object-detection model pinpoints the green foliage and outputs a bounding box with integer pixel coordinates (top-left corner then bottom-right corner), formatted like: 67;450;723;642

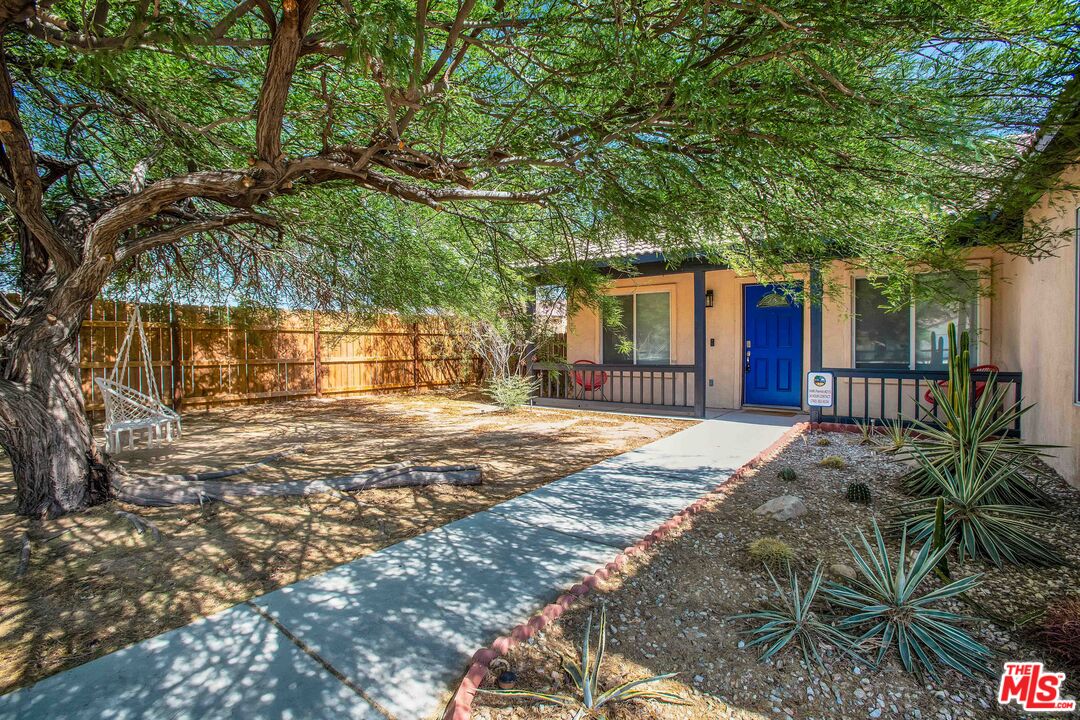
823;522;994;679
877;418;909;454
747;537;795;570
481;607;688;716
893;446;1062;567
814;437;832;447
899;324;1053;505
734;564;861;670
777;467;798;482
846;482;872;505
486;375;539;410
820;455;847;470
5;1;1079;313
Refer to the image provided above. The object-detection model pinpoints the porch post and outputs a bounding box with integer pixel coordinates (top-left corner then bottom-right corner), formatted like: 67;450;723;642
693;269;706;418
809;264;823;423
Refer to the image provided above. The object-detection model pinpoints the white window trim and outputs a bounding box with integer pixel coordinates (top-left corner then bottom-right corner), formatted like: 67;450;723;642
599;285;676;365
850;269;987;371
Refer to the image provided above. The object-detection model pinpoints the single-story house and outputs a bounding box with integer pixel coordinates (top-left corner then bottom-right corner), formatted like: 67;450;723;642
531;145;1080;488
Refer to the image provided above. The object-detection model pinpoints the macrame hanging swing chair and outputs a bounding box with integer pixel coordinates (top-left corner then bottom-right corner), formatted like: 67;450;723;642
95;307;182;453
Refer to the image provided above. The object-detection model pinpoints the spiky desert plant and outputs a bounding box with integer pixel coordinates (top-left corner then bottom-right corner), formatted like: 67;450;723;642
733;563;861;670
1038;595;1080;670
899;325;1052;505
823;522;994;679
878;417;909;453
846;482;872;505
820;455;847;470
748;537;795;570
893;446;1062;567
815;436;832;447
777;467;798;482
854;419;876;445
480;607;688;718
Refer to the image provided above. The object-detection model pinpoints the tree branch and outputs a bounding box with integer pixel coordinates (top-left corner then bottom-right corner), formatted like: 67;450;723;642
0;48;76;275
255;0;316;166
116;211;280;261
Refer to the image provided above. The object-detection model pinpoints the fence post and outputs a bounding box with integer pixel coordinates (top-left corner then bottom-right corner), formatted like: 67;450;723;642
313;311;322;398
169;304;184;412
809;265;823;424
412;321;420;392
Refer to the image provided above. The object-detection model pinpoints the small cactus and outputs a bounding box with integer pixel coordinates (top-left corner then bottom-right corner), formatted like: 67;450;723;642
819;455;847;470
777;467;798;482
846;481;872;505
814;437;831;447
748;537;794;570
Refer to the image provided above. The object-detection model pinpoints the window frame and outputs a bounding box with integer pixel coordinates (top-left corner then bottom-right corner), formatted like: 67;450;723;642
599;286;676;365
851;270;986;371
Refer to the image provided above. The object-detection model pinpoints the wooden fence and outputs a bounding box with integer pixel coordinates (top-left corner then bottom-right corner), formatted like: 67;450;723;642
74;301;478;414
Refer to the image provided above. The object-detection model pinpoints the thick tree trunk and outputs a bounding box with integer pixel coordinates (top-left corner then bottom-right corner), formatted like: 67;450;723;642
0;319;110;517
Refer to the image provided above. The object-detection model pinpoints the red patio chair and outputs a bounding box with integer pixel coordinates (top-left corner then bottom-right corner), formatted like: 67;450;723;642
923;364;999;405
571;359;609;399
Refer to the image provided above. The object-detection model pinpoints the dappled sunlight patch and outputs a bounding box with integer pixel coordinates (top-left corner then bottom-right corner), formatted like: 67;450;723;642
0;392;692;694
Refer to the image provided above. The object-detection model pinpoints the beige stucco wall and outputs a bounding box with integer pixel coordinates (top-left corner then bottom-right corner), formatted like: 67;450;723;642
565;229;1079;487
992;163;1080;486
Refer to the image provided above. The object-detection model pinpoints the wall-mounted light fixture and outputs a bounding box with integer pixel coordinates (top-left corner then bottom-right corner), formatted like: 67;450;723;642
705;289;714;308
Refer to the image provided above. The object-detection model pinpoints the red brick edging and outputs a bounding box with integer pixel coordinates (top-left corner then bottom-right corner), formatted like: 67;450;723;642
442;420;816;720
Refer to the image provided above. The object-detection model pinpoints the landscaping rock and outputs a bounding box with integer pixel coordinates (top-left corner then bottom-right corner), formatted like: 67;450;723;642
753;495;807;521
829;563;857;580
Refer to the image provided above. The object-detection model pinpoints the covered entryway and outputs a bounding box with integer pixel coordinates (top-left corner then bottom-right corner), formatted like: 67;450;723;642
743;284;803;407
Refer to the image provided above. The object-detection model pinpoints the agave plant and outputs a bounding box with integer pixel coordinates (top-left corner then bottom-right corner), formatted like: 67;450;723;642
893;445;1062;567
734;563;861;670
899;325;1052;505
823;522;994;679
877;417;909;453
480;606;687;718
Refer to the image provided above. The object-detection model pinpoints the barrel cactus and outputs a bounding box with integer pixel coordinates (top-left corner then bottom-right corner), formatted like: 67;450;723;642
846;482;872;505
748;537;795;570
777;467;798;482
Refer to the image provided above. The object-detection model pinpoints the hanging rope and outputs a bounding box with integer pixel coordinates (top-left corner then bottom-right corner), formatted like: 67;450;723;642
96;306;182;453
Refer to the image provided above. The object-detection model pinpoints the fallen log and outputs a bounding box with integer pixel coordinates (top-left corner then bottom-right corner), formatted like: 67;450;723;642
113;462;482;507
140;446;307;483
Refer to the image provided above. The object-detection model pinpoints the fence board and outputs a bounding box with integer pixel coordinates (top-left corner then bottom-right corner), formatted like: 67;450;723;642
0;299;477;414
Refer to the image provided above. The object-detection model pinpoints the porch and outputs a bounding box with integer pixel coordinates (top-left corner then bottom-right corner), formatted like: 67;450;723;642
529;258;1026;435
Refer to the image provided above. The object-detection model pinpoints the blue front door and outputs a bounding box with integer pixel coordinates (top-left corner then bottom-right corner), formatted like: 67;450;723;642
743;284;803;407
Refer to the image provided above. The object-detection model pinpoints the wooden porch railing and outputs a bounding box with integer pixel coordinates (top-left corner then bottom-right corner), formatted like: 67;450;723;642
814;367;1023;437
530;361;696;413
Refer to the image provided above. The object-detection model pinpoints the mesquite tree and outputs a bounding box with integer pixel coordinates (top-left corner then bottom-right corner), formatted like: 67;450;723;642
0;0;1075;516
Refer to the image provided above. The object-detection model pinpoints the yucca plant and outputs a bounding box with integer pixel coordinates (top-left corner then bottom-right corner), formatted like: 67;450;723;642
893;446;1062;567
480;607;688;718
854;418;876;445
877;417;909;453
734;563;861;670
823;522;994;679
899;324;1052;506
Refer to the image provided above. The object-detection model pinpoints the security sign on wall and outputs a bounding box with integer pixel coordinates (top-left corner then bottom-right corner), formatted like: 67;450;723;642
806;371;834;408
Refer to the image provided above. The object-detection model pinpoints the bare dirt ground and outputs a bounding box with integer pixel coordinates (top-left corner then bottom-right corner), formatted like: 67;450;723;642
0;389;692;694
474;430;1080;720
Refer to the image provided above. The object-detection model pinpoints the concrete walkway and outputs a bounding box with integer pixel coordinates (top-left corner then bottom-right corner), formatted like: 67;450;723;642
0;410;798;720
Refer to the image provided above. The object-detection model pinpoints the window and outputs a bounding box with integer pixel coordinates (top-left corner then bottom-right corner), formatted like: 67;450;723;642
601;290;671;365
854;272;980;370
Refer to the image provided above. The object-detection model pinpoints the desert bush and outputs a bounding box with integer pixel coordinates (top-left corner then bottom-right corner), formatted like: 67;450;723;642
894;446;1062;567
815;436;831;447
481;606;687;713
734;564;860;669
486;374;539;409
819;455;847;470
823;522;993;679
1038;595;1080;670
748;537;794;570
